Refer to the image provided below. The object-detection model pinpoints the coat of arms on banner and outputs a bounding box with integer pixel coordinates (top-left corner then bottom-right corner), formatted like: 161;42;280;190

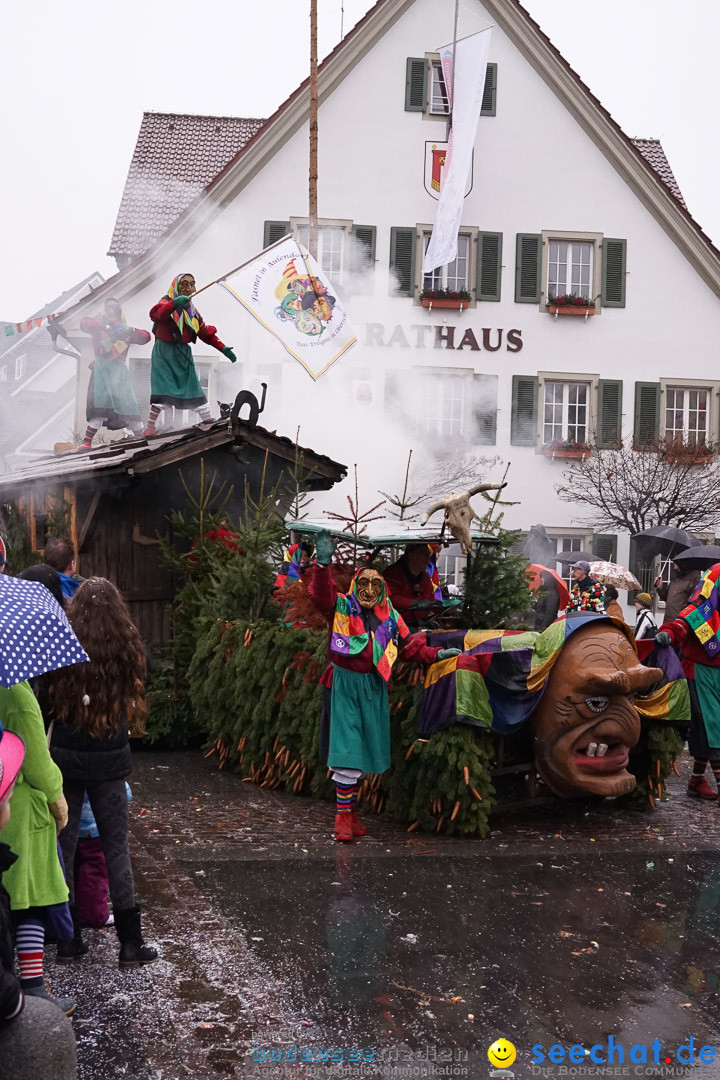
423;142;474;201
220;237;356;381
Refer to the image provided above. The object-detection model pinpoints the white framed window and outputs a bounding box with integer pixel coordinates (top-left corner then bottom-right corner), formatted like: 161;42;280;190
291;218;352;278
543;381;590;445
429;61;449;115
546;530;593;589
664;386;709;447
548;241;592;298
295;224;344;275
437;548;466;590
416;226;477;302
422;234;471;294
0;365;7;383
418;372;467;439
14;354;26;380
541;231;602;305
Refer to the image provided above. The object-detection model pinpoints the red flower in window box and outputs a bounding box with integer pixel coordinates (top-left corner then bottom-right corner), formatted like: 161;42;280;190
420;288;471;310
543;439;592;460
546;293;596;316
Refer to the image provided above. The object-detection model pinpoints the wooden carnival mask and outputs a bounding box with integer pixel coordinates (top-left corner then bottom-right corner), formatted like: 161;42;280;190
177;274;196;297
355;569;384;609
532;623;663;799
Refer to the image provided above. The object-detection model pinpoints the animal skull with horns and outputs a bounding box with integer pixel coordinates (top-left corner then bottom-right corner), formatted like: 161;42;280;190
420;482;507;554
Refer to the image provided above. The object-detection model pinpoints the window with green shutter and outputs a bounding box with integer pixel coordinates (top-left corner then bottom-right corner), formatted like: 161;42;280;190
481;62;497;116
472;373;497;445
598;380;623;448
477;232;502;301
602;238;627;308
263;220;290;248
389;227;417;297
633;382;660;447
593;534;617;563
515;234;542;303
350;225;376;295
511;375;538;446
405;58;427;111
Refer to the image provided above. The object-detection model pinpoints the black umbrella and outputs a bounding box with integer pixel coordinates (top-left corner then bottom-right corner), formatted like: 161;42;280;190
555;549;595;565
632;525;701;557
673;545;720;571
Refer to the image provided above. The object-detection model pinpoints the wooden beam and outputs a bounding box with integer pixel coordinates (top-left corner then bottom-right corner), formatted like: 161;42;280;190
77;491;102;554
241;428;345;481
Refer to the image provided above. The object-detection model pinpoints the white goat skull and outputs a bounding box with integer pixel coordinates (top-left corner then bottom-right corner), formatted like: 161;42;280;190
420;482;507;555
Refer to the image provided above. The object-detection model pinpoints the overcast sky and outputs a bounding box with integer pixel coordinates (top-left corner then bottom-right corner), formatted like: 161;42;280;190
1;0;717;318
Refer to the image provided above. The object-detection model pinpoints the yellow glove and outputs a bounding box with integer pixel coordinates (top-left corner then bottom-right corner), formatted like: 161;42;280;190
48;795;68;834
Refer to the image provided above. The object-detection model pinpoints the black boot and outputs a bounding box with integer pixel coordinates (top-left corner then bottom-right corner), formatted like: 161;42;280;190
56;902;89;963
114;905;159;968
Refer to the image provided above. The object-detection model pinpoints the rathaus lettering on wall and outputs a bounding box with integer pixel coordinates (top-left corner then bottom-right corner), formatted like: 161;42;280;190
364;324;523;352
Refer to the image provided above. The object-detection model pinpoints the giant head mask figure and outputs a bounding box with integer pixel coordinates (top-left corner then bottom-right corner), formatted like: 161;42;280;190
532;622;663;798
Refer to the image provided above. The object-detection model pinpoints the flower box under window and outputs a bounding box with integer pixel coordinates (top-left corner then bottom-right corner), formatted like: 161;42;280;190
545;294;596;317
420;289;471;311
543;441;592;460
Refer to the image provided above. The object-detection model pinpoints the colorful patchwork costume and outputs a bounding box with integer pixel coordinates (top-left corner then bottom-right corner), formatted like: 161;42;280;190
309;557;451;841
660;564;720;800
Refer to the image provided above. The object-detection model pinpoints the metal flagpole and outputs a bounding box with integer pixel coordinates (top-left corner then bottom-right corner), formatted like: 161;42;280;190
309;0;319;260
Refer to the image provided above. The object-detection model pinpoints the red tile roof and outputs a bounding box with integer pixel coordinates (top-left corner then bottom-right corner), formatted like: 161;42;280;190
109;112;265;260
632;138;686;208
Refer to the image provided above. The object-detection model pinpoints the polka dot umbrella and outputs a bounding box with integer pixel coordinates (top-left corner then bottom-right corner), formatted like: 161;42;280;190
0;575;89;687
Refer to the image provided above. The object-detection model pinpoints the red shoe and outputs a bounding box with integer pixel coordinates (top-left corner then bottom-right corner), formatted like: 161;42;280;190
334;812;354;842
350;811;366;837
78;440;93;451
143;426;156;438
688;779;717;801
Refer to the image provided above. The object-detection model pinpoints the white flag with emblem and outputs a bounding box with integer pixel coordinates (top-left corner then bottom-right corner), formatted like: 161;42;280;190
220;237;356;381
423;28;492;274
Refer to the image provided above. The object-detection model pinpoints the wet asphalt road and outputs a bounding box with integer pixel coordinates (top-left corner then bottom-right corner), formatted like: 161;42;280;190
49;749;720;1080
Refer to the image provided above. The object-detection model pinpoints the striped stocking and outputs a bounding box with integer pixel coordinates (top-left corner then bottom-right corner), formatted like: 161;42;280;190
16;918;45;988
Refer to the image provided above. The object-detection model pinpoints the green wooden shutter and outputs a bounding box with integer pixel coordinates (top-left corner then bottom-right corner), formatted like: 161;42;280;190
405;58;427;111
633;382;660;447
510;375;538;446
389;227;417;297
385;371;401;412
602;238;627;308
593;534;617;562
598;379;623;448
472;373;497;445
263;220;290;248
350;225;377;295
515;233;542;303
477;232;502;302
628;535;655;597
480;62;497;116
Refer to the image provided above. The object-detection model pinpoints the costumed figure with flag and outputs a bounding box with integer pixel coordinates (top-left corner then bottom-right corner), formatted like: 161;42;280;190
144;273;237;435
656;564;720;803
79;299;151;450
308;530;460;842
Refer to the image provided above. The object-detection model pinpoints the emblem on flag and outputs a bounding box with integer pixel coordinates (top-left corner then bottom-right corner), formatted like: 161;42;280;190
423;142;473;201
220;237;357;381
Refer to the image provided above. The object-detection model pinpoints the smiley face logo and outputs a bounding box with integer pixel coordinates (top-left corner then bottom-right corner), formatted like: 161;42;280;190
488;1039;516;1069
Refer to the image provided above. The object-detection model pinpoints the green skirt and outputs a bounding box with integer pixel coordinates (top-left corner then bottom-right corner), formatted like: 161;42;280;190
150;338;206;408
328;666;390;774
87;355;140;428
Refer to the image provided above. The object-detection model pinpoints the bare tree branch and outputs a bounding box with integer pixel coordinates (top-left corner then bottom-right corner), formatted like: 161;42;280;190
555;435;720;533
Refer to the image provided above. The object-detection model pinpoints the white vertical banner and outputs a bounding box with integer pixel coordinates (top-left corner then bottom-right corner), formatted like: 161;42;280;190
423;28;492;274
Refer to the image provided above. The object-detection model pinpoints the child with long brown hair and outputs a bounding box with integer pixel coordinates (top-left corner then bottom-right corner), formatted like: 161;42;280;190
48;578;158;967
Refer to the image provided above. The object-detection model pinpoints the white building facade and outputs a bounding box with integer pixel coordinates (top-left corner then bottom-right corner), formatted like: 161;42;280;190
60;0;720;606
